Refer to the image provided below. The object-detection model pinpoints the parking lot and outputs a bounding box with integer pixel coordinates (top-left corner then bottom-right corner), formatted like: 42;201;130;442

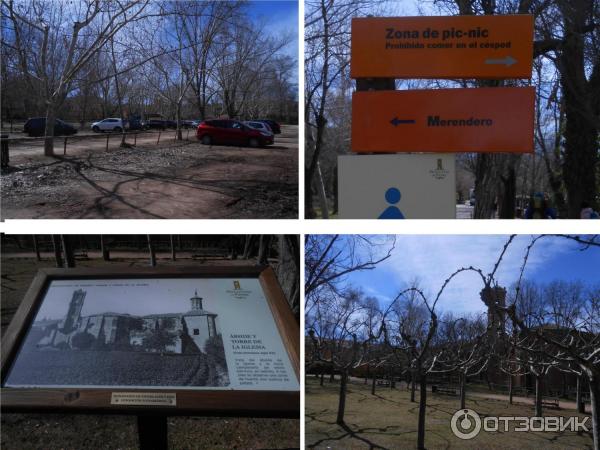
1;125;298;219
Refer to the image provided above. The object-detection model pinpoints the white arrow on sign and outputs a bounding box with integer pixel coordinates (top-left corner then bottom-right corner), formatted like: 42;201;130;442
484;56;517;67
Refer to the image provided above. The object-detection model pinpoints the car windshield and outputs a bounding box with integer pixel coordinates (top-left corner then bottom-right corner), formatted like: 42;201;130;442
248;122;263;128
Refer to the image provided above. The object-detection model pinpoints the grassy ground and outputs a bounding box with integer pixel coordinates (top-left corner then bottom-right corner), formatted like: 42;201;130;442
1;255;299;449
305;376;593;450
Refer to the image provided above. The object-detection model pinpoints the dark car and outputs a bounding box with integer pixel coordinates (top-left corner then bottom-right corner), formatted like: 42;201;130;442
256;119;281;134
165;120;177;129
146;119;166;130
23;117;78;137
126;118;147;131
196;119;273;147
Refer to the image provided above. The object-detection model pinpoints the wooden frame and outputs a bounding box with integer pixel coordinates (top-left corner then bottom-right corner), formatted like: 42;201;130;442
1;266;299;418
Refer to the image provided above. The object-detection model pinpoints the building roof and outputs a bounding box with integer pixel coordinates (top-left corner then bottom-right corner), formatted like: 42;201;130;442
183;309;217;317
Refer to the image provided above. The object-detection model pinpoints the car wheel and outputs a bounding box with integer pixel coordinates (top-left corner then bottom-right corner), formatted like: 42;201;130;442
201;135;212;145
92;126;100;132
248;138;259;148
114;127;122;132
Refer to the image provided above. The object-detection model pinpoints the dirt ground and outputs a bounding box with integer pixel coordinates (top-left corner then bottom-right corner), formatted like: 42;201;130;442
1;255;300;450
305;376;593;450
0;126;298;219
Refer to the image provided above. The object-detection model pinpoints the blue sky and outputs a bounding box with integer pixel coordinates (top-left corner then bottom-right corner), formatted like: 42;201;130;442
247;0;298;74
345;235;599;316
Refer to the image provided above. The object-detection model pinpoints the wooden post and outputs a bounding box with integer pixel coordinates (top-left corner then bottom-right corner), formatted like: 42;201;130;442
134;132;137;146
186;128;190;140
106;134;109;151
63;137;67;155
157;131;161;145
137;415;167;450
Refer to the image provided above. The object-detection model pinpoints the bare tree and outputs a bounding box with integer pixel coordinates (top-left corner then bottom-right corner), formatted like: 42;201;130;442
2;0;156;155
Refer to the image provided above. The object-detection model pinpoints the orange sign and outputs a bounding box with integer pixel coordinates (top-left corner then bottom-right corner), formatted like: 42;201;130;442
351;15;533;79
351;87;534;153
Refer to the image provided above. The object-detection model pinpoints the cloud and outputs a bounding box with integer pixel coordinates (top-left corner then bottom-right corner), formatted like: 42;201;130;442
365;235;577;316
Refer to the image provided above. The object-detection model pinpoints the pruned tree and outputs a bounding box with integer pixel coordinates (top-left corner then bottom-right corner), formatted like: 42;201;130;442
307;288;383;424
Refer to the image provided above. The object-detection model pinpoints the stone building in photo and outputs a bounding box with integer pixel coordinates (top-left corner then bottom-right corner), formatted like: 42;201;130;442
33;289;220;354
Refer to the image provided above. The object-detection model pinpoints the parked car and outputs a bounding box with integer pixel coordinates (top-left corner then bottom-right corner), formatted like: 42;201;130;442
23;117;78;137
256;119;281;134
165;120;177;129
196;119;273;147
244;120;274;137
146;119;167;130
179;120;196;129
91;118;125;132
126;118;147;131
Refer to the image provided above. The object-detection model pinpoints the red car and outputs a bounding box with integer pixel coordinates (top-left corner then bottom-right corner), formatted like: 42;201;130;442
196;119;273;147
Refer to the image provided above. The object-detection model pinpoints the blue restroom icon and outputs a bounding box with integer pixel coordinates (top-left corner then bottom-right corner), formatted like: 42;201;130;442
378;187;405;219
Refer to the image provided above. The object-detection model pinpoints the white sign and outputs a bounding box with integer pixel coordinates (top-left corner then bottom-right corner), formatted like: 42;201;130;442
5;278;298;392
338;153;456;219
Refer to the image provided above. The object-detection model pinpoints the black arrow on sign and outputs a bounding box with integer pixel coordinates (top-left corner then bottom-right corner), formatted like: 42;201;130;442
390;117;416;126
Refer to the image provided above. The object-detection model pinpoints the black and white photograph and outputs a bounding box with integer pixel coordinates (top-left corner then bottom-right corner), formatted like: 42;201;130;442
5;280;231;388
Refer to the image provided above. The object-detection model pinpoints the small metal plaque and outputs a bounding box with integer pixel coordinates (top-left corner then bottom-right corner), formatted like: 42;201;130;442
111;392;176;406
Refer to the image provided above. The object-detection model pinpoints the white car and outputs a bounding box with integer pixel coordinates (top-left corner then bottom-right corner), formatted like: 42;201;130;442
244;121;274;137
91;118;125;132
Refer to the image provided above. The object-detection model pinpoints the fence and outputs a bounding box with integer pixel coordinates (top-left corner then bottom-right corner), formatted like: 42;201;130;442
0;128;196;164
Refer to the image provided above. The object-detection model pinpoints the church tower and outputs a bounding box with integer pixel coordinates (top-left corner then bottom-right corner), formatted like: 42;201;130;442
190;290;203;311
61;289;86;333
480;285;506;339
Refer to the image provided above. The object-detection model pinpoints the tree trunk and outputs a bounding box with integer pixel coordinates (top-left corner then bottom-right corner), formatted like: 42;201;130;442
44;103;57;156
176;103;183;140
100;235;110;261
332;165;339;215
371;375;376;395
417;373;427;450
535;375;543;417
460;372;466;410
509;375;514;405
410;372;416;403
275;235;300;316
336;370;348;425
61;235;75;268
320;369;324;386
170;235;176;261
52;235;63;267
315;161;329;218
558;0;599;218
110;38;127;147
498;159;517;218
257;235;270;265
32;235;41;261
589;374;599;450
243;235;253;259
147;235;156;267
330;367;335;383
577;374;585;413
474;154;498;218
